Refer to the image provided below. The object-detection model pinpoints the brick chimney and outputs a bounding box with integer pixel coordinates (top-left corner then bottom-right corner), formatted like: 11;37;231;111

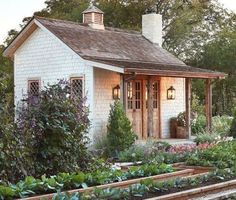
82;3;104;30
142;13;162;46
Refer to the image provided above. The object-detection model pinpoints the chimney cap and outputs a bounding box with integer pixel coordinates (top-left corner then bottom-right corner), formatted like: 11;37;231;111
82;3;104;14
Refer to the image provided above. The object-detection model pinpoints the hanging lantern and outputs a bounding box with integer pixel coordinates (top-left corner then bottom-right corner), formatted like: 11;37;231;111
167;86;176;100
112;85;120;100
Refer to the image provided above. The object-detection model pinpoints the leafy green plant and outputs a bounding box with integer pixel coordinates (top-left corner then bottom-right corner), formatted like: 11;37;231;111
0;162;174;199
187;141;236;168
212;115;233;137
192;114;233;136
118;141;172;162
107;101;137;156
52;191;81;200
0;81;91;182
194;132;218;145
50;167;236;200
118;145;146;162
191;114;206;135
230;108;236;138
0;185;15;200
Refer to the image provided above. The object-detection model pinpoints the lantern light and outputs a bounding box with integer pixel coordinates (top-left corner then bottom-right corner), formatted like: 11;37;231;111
112;85;120;100
167;86;175;100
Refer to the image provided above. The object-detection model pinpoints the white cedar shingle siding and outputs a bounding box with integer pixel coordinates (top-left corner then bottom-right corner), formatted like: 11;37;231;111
93;68;120;140
160;77;186;138
14;27;94;139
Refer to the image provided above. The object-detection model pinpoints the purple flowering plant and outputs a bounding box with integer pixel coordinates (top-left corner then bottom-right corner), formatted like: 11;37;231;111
14;80;91;177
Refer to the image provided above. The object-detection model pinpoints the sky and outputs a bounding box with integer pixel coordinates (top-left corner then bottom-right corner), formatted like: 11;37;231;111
0;0;236;44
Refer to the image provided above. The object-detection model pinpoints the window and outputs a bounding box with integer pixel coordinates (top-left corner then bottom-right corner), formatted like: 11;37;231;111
127;82;133;109
70;77;84;99
135;81;141;109
127;81;141;110
153;82;159;109
28;80;40;105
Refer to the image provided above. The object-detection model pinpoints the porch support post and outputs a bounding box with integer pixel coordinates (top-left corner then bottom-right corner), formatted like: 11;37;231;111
205;79;212;132
120;74;124;105
147;77;154;137
185;78;191;139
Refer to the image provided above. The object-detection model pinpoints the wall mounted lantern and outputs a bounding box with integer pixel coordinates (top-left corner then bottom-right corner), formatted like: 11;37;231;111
113;85;120;100
167;86;176;100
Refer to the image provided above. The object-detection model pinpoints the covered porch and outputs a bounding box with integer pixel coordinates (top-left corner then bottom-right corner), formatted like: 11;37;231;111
118;65;226;140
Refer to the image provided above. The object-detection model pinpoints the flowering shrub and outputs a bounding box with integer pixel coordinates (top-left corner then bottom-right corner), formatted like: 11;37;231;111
168;143;215;154
1;81;91;182
187;141;236;168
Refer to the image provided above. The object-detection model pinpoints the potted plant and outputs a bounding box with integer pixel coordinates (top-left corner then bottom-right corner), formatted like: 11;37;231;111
176;112;198;139
176;112;187;138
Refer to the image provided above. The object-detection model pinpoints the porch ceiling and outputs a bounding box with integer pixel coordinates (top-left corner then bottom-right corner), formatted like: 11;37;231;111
86;58;226;79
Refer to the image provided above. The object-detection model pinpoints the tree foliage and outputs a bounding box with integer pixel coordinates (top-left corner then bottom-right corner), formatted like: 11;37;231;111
191;29;236;115
0;46;14;134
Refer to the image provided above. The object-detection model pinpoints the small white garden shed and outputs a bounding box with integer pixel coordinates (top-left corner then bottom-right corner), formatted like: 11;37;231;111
3;4;225;142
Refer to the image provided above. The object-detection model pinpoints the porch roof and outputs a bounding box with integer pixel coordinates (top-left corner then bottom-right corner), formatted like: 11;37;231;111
86;57;226;79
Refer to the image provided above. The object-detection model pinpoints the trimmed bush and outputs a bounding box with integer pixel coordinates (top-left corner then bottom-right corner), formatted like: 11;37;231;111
107;101;137;156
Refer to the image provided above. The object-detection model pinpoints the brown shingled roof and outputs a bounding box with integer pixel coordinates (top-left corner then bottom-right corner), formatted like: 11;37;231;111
34;17;225;78
36;17;186;65
4;16;226;78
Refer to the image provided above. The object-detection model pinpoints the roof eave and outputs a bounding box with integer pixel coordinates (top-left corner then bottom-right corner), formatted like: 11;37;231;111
125;68;226;79
3;17;37;59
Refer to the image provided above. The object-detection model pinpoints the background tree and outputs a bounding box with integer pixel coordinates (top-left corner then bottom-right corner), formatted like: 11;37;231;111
191;29;236;115
0;0;236;118
0;46;14;134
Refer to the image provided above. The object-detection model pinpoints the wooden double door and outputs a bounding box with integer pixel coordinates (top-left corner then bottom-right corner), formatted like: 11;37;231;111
125;78;160;140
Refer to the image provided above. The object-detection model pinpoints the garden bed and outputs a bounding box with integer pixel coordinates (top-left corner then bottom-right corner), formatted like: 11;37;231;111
144;179;236;200
18;166;210;200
